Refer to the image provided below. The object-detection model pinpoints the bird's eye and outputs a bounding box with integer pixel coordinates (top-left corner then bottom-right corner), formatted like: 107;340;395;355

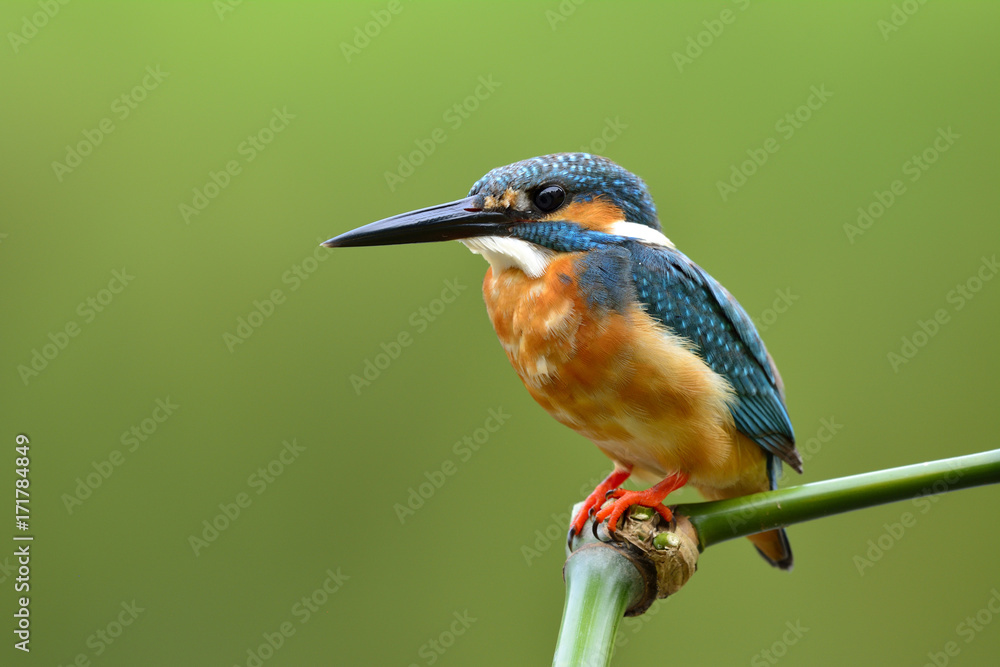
533;184;566;213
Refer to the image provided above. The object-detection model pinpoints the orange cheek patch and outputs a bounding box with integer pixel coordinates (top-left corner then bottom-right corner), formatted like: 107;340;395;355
544;197;624;232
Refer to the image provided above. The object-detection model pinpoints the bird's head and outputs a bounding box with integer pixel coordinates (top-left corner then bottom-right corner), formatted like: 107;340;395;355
323;153;672;277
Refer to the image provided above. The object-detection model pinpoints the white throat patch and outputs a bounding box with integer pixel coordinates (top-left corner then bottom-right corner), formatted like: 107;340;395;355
459;221;671;278
460;236;555;278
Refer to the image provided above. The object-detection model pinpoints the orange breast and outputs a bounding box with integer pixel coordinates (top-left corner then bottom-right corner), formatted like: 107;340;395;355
481;257;765;489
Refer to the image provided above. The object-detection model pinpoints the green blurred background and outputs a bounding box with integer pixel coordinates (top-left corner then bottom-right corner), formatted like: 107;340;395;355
2;1;998;665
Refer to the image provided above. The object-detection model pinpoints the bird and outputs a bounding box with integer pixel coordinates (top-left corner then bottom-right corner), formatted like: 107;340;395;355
323;153;802;569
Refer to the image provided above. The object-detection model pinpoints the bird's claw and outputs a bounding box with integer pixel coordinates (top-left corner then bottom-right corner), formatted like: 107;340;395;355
591;514;609;542
567;469;636;550
594;496;676;536
568;490;622;548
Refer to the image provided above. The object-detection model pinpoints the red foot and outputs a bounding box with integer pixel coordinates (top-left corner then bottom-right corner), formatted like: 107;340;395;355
569;467;632;538
594;472;689;535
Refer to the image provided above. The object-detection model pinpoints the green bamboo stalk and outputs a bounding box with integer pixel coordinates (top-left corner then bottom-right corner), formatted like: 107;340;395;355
675;448;1000;550
552;535;644;667
553;449;1000;666
552;503;650;667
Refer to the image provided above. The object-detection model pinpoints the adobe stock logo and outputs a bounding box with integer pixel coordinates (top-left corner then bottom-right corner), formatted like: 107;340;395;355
8;0;71;54
350;279;467;394
393;408;511;523
51;66;169;182
188;439;306;556
877;0;930;41
223;239;333;353
545;0;586;31
383;76;501;192
56;600;145;665
886;254;997;373
750;620;809;667
213;0;244;21
672;0;753;73
750;288;799;334
921;589;1000;667
232;566;349;667
340;1;404;63
578;117;628;155
844;127;960;244
17;268;135;386
405;610;477;667
853;461;965;575
178;107;295;224
716;84;833;202
62;397;179;514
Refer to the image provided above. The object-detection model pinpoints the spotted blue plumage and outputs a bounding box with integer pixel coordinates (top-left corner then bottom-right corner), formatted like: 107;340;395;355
625;241;801;475
508;221;801;476
511;221;610;253
468;153;659;230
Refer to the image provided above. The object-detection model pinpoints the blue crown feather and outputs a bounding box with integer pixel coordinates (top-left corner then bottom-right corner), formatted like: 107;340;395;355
468;153;660;230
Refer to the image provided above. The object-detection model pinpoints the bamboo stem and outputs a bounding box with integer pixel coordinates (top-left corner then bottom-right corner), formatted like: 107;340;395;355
675;449;1000;550
552;449;1000;666
552;539;643;667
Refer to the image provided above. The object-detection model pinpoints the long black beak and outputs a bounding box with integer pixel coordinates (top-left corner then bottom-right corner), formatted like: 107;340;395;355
322;196;511;248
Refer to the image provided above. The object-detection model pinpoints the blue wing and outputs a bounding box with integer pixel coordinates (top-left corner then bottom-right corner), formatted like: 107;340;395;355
625;241;802;474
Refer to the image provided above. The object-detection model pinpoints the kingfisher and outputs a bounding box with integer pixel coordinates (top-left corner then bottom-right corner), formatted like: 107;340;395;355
323;153;802;569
